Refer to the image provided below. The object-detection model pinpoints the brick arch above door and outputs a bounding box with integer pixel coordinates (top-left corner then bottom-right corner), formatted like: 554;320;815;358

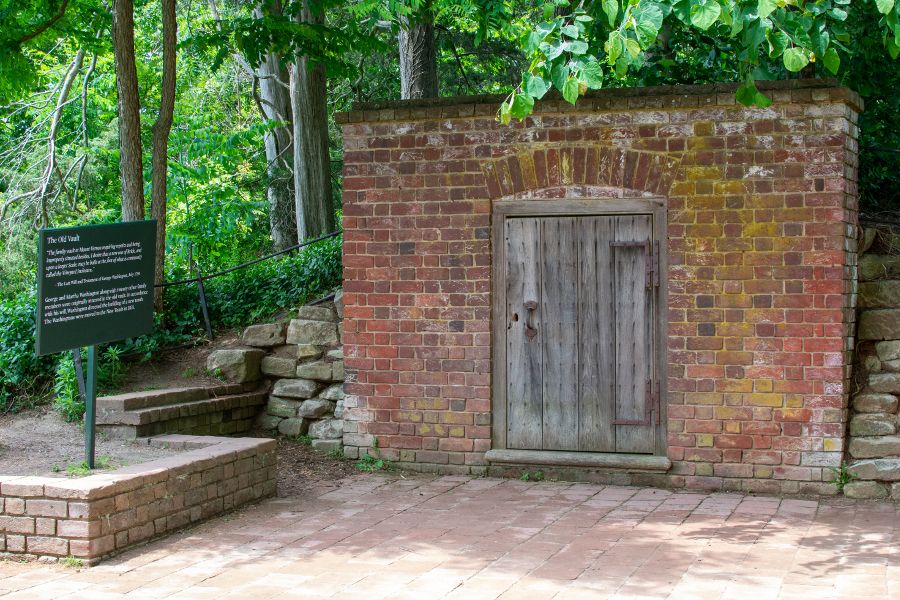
480;146;683;200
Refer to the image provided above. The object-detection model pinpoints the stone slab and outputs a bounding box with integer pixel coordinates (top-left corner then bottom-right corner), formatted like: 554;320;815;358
858;309;900;341
853;393;898;413
272;379;320;400
241;323;286;348
286;320;339;346
849;436;900;459
206;349;264;383
847;458;900;481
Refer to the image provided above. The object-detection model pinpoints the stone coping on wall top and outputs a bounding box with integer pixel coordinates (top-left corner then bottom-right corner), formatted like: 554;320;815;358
336;78;862;124
0;435;276;501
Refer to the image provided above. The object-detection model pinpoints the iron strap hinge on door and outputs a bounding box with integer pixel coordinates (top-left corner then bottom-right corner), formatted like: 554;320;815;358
609;240;659;288
612;379;660;426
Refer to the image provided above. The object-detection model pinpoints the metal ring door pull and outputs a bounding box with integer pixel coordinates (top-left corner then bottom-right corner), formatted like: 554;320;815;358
524;300;538;340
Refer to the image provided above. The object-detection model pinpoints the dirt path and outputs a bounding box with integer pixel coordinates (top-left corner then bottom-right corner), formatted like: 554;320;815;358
0;408;179;477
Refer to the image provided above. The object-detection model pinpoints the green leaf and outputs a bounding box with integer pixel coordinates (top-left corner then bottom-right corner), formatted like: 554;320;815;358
524;74;550;99
625;38;642;59
782;47;809;72
561;24;580;38
524;31;545;55
810;22;830;59
607;31;624;63
551;62;569;91
510;93;535;119
566;40;589;54
543;41;565;60
876;0;895;14
754;91;773;108
634;2;664;48
672;0;691;23
562;77;580;105
736;81;773;108
575;14;593;22
690;0;722;30
580;61;604;88
735;81;757;106
758;0;777;20
828;7;848;20
602;0;619;27
743;18;767;50
887;35;899;59
499;98;512;125
767;30;789;58
823;47;840;74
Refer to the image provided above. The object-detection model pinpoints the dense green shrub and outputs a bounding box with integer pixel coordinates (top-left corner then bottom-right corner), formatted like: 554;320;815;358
0;291;55;410
52;347;126;422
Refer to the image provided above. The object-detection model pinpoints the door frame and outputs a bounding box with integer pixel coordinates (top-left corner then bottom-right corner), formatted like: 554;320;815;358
490;197;669;462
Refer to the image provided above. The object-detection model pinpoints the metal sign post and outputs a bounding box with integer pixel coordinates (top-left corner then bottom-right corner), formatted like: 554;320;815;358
85;345;97;468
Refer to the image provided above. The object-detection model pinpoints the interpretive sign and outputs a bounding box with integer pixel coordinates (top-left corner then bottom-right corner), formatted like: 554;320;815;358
35;221;157;356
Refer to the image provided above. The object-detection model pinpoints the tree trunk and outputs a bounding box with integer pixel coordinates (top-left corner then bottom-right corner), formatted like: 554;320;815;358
290;1;335;240
111;0;145;222
399;9;438;99
150;0;177;311
254;1;297;251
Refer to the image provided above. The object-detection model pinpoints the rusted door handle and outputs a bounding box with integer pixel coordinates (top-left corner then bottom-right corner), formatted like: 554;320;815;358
524;300;538;340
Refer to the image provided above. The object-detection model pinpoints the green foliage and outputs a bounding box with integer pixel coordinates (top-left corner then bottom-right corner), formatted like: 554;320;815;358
61;556;84;568
828;461;856;493
355;452;391;472
0;290;54;411
291;434;314;445
52;346;125;422
503;0;900;118
65;455;111;476
519;470;544;482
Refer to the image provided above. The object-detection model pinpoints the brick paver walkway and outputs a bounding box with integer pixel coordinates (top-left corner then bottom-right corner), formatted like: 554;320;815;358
0;475;897;599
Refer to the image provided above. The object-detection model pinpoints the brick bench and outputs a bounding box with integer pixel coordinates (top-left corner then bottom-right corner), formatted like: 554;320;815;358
0;435;276;564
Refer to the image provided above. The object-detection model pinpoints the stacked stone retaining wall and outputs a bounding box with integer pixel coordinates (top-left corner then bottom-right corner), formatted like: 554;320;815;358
214;296;346;450
845;229;900;498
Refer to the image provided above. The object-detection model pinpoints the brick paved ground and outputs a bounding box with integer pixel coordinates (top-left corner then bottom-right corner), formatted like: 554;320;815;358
0;475;897;599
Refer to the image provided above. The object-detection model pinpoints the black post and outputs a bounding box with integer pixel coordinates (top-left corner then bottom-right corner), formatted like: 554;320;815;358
196;269;213;340
72;349;87;403
85;345;97;469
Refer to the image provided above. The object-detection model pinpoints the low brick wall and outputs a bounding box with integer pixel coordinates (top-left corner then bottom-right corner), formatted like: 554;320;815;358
0;435;276;564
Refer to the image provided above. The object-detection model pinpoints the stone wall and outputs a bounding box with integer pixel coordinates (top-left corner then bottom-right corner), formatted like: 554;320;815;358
845;229;900;498
337;80;861;494
0;435;275;564
233;299;346;451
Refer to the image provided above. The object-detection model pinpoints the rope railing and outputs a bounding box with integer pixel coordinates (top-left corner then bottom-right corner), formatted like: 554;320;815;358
154;229;342;288
151;229;342;339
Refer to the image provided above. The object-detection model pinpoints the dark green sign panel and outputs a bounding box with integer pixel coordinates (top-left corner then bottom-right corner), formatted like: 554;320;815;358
36;221;157;356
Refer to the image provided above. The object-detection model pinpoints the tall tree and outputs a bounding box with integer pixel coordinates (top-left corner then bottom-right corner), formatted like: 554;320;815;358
111;0;145;222
399;3;438;99
150;0;177;308
254;1;297;251
291;0;335;239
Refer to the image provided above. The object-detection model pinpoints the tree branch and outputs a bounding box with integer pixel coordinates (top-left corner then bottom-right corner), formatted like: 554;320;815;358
14;0;71;46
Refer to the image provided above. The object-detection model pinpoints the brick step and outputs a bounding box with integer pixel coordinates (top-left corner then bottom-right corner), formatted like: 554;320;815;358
98;383;257;411
96;385;268;440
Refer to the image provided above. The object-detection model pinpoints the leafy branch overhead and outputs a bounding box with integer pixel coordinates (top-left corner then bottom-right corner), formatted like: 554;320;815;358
500;0;900;122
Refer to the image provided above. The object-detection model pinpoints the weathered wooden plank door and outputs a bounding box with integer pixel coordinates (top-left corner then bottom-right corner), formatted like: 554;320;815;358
501;205;662;455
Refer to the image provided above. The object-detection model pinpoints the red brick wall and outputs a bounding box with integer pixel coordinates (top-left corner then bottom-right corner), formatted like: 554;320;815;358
337;81;861;495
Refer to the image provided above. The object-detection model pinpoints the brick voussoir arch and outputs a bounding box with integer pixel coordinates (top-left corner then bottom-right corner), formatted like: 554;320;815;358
481;145;683;200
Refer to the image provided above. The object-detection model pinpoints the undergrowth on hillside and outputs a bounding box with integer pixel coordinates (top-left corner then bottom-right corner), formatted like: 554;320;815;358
0;235;342;417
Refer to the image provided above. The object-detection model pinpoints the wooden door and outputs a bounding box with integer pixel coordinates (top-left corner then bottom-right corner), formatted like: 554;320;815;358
501;208;661;455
